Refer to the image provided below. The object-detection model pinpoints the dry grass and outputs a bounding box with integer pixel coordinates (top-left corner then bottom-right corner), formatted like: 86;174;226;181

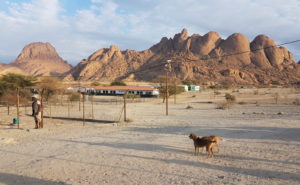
125;118;134;123
186;105;193;109
293;98;300;105
238;101;247;105
216;101;233;109
225;93;236;102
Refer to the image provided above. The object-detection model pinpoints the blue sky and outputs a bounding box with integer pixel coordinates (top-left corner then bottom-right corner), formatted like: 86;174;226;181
0;0;299;65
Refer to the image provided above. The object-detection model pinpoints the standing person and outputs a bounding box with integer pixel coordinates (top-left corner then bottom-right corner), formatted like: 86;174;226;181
32;95;41;129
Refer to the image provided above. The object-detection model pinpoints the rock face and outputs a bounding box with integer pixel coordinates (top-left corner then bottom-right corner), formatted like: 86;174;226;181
65;45;153;81
65;29;300;86
0;42;72;77
10;42;72;76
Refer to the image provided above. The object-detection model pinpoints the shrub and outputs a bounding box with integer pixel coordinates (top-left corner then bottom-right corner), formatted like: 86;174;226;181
225;93;236;102
69;92;80;101
111;81;127;86
90;82;101;86
293;98;300;105
186;105;193;109
125;118;133;123
216;101;232;109
238;101;247;105
159;86;185;98
214;90;221;95
273;93;279;104
126;94;139;100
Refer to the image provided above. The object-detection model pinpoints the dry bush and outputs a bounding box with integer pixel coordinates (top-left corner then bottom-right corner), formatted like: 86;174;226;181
273;93;279;104
68;92;80;101
232;89;239;93
238;101;247;105
225;93;236;102
0;89;31;105
214;91;221;95
293;98;300;105
216;101;233;109
125;118;133;123
186;105;193;109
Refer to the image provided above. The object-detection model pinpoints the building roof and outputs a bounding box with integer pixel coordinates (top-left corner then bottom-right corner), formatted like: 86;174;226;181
82;85;157;91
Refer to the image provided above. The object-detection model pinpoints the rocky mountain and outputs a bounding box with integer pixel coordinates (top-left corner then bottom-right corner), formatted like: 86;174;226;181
65;29;300;86
0;42;72;76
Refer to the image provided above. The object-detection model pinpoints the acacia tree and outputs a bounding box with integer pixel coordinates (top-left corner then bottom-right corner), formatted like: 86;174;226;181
36;77;63;128
0;73;36;127
153;76;183;102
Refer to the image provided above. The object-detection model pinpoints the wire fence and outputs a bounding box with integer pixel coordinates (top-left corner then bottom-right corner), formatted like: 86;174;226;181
0;95;160;126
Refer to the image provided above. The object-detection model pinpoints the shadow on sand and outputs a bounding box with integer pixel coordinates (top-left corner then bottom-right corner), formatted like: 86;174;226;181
0;172;69;185
120;154;300;183
128;125;300;142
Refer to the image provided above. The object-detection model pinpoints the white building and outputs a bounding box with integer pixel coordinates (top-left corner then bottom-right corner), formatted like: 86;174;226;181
80;85;159;97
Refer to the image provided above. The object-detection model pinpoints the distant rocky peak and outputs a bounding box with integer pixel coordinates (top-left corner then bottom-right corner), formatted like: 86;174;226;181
15;42;60;62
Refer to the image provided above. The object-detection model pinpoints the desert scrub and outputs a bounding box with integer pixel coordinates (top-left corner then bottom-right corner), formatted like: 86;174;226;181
214;90;221;95
216;101;232;109
293;98;300;105
216;93;236;109
238;101;247;105
225;93;236;102
68;92;80;101
186;105;193;109
253;90;259;95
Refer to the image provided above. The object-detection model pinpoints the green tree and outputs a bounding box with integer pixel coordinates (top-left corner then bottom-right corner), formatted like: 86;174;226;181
90;81;101;86
0;73;36;128
111;81;127;86
37;77;63;101
0;73;36;91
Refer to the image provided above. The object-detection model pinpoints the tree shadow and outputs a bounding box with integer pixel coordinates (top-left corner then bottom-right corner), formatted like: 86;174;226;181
0;149;201;181
25;114;116;124
59;139;300;166
0;172;70;185
58;139;190;155
120;154;300;182
43;115;116;124
129;125;300;142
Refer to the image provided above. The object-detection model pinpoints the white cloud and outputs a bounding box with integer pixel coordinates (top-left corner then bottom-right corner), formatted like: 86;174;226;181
0;0;299;64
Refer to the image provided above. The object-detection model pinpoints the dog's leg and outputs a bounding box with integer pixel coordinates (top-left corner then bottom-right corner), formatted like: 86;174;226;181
217;142;220;153
210;146;214;158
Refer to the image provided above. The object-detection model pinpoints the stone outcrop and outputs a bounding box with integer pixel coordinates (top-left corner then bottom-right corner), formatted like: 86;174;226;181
65;45;153;81
64;29;300;86
10;42;72;76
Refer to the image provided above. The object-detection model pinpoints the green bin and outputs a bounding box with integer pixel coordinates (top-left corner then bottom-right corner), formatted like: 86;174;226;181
13;118;19;124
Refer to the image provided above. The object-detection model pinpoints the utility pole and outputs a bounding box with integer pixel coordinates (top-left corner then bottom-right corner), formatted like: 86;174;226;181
123;91;127;122
91;95;94;119
174;80;177;104
78;80;81;111
82;92;85;126
165;60;171;116
40;88;45;128
16;88;20;128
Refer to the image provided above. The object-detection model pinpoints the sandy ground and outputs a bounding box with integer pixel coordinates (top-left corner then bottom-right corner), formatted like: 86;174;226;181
0;88;300;185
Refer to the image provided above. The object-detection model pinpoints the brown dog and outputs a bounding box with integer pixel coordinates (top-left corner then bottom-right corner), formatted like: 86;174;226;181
201;136;223;153
189;133;216;158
